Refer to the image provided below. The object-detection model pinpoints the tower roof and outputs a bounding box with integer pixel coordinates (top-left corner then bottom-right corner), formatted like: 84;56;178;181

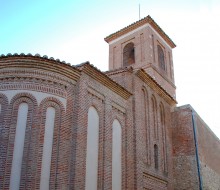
104;15;176;48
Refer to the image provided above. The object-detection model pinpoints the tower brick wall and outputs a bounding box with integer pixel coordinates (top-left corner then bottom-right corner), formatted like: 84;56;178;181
107;68;175;189
106;16;176;99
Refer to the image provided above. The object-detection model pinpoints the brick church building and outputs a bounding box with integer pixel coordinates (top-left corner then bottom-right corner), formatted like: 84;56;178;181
0;15;220;190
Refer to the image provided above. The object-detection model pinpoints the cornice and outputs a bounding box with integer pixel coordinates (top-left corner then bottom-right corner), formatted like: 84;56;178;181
78;62;132;100
141;63;176;89
136;69;177;105
105;66;133;76
0;53;81;83
104;15;176;48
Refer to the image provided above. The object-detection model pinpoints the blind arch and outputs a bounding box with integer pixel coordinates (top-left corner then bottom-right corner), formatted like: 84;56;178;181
112;119;122;190
85;107;99;190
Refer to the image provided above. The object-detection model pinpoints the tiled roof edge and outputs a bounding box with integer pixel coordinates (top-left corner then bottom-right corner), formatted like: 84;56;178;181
136;69;177;105
0;53;77;69
104;15;176;48
80;63;132;100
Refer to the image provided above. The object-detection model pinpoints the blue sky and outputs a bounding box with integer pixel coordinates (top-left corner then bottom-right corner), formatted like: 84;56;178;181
1;0;220;138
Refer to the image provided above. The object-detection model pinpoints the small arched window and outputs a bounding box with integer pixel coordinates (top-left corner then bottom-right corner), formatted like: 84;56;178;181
154;144;159;170
123;42;135;67
157;45;165;70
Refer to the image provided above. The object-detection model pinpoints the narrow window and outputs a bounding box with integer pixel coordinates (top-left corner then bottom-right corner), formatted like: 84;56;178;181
123;42;135;66
40;107;56;190
154;144;159;170
112;119;122;190
157;45;165;70
85;107;99;190
10;103;28;190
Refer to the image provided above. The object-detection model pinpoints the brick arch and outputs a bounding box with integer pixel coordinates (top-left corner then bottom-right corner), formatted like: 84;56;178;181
111;112;125;141
142;86;149;99
112;119;122;190
151;94;157;108
151;94;158;140
111;112;126;190
35;96;64;189
71;94;105;189
85;106;100;190
142;87;150;165
159;102;165;124
39;96;65;113
112;117;124;128
88;103;102;118
10;92;38;107
3;92;37;189
123;42;135;67
159;102;167;174
142;87;149;125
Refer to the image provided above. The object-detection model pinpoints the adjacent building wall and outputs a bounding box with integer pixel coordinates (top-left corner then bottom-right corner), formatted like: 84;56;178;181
171;105;200;190
172;104;220;190
195;110;220;190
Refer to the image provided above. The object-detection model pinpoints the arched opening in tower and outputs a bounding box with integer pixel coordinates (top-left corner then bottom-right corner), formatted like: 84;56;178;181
123;42;135;67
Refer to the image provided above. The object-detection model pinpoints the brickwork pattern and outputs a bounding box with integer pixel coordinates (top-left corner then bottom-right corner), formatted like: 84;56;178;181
1;15;220;190
108;69;174;190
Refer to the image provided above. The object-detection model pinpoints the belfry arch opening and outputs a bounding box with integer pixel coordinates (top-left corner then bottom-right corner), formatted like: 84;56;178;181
123;42;135;67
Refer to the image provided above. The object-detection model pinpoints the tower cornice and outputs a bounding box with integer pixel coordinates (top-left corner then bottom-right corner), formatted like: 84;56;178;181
104;15;176;48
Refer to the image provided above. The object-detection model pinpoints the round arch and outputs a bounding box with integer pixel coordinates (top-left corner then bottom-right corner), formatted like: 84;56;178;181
123;42;135;67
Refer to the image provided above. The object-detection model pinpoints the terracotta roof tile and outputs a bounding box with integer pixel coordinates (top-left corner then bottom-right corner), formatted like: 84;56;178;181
0;53;77;69
104;15;176;48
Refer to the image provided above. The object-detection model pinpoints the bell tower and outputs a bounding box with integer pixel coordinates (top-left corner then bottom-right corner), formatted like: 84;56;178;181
105;15;176;98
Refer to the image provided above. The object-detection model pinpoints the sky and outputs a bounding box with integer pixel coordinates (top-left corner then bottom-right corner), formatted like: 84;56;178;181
1;0;220;138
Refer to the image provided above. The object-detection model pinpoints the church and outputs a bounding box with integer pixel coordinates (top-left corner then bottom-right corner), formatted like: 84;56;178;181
0;15;220;190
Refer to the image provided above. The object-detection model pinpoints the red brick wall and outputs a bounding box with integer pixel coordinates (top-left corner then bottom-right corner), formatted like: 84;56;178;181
72;72;135;189
108;24;176;98
195;111;220;189
171;105;200;189
0;56;76;189
172;104;220;189
0;56;136;189
108;69;174;190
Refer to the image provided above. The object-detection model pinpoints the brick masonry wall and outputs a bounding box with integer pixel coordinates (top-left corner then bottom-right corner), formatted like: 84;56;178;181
108;69;174;190
171;105;220;190
72;71;135;189
0;57;76;189
194;111;220;190
108;24;176;98
0;56;136;189
171;105;200;190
